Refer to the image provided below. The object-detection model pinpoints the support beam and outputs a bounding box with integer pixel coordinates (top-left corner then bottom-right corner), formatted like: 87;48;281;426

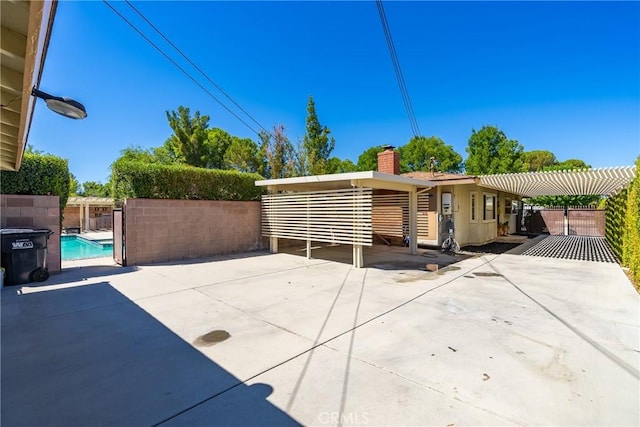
270;236;278;254
409;189;418;255
353;244;363;268
306;240;311;259
84;202;90;231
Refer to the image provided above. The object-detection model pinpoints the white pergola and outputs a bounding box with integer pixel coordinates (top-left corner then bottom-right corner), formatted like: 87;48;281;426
479;167;636;197
66;196;114;231
256;171;434;267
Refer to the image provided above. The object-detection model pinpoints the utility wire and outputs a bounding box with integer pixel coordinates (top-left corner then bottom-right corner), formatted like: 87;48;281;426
376;0;421;138
102;0;263;138
123;0;271;136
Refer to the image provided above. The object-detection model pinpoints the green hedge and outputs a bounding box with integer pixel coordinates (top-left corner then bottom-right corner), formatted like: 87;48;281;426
605;188;627;261
622;157;640;284
606;156;640;286
0;152;70;210
111;160;264;201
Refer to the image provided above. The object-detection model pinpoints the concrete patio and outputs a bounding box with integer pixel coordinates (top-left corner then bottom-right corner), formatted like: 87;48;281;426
2;248;639;426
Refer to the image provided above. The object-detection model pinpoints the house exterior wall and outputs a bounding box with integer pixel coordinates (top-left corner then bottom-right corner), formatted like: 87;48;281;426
0;195;61;273
122;199;262;265
434;184;519;247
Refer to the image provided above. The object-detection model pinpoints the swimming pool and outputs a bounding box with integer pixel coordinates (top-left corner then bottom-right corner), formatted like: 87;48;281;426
61;235;113;260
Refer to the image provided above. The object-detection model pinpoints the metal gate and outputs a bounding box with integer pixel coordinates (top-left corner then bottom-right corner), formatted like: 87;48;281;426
112;208;125;266
568;208;605;236
520;206;605;237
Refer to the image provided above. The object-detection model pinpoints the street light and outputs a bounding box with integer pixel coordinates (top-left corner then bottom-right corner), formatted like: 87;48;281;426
31;87;87;119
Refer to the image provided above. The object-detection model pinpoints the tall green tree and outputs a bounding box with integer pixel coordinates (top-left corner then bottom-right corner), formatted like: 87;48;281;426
224;137;262;173
325;157;358;174
165;106;211;168
116;145;176;164
302;96;335;175
261;125;295;179
553;159;589;170
80;181;110;197
356;145;384;171
523;150;557;171
201;128;232;169
464;125;524;175
69;173;80;196
399;136;463;173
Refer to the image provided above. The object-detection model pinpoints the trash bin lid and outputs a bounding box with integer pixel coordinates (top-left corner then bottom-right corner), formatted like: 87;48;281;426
0;228;52;235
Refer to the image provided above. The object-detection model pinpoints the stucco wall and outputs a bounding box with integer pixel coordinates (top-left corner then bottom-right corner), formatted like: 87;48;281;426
123;199;262;265
440;185;518;247
0;195;61;273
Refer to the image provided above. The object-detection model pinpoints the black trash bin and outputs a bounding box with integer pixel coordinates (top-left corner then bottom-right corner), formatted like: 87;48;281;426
1;228;54;286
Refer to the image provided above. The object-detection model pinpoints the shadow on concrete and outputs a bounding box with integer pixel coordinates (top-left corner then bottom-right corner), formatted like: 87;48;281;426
131;249;272;268
280;243;472;271
1;281;300;426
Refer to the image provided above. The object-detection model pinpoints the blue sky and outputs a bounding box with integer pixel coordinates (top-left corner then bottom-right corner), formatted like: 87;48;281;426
29;1;639;184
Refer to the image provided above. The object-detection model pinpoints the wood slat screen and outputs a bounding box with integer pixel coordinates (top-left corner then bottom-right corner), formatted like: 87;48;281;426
262;188;373;246
372;193;409;238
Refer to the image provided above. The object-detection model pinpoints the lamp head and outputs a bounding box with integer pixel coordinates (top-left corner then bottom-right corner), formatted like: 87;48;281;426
32;87;87;120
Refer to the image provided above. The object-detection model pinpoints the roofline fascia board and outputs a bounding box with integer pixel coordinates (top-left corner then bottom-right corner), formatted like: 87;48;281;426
15;0;57;171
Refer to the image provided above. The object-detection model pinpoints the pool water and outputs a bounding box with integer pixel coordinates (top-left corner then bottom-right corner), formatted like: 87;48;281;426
62;235;113;260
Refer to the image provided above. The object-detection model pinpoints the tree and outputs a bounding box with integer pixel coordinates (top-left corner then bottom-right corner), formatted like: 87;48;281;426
80;181;109;197
224;137;262;173
523;150;557;172
399;136;463;173
261;125;295;179
302;96;335;175
464;125;524;175
205;128;233;169
69;173;80;196
553;159;589;170
356;145;383;171
165;106;211;167
325;157;358;174
116;145;174;164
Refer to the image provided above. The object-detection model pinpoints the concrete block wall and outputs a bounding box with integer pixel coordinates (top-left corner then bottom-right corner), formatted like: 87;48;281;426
0;195;61;273
123;199;262;265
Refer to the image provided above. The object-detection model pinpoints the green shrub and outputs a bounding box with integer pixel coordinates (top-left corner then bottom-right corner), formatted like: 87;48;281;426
111;160;264;201
0;152;70;210
622;157;640;284
605;188;627;261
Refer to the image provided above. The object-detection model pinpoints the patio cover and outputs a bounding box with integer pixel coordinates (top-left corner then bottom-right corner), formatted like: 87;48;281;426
478;167;636;197
255;171;435;267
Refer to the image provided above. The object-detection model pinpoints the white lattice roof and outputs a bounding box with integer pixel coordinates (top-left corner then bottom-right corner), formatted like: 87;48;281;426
478;167;636;197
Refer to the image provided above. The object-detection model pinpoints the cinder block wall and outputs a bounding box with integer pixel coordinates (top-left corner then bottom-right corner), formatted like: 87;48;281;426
62;206;81;229
123;199;262;265
0;195;61;273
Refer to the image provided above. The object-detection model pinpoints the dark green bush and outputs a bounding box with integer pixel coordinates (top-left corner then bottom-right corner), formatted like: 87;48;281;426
605;188;627;261
111;160;264;201
606;156;640;287
0;152;70;210
622;157;640;285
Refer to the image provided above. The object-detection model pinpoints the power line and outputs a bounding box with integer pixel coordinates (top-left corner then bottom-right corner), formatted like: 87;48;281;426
102;0;264;138
376;0;421;138
123;0;270;136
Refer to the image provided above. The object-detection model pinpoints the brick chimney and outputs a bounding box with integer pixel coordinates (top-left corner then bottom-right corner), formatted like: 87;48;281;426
377;145;400;175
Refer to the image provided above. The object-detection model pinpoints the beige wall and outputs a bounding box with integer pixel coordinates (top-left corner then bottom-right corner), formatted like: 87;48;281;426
123;199;262;265
0;195;61;273
62;206;81;229
436;185;518;247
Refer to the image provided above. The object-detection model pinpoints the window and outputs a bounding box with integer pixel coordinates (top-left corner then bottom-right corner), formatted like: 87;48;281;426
483;193;496;221
470;192;477;223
